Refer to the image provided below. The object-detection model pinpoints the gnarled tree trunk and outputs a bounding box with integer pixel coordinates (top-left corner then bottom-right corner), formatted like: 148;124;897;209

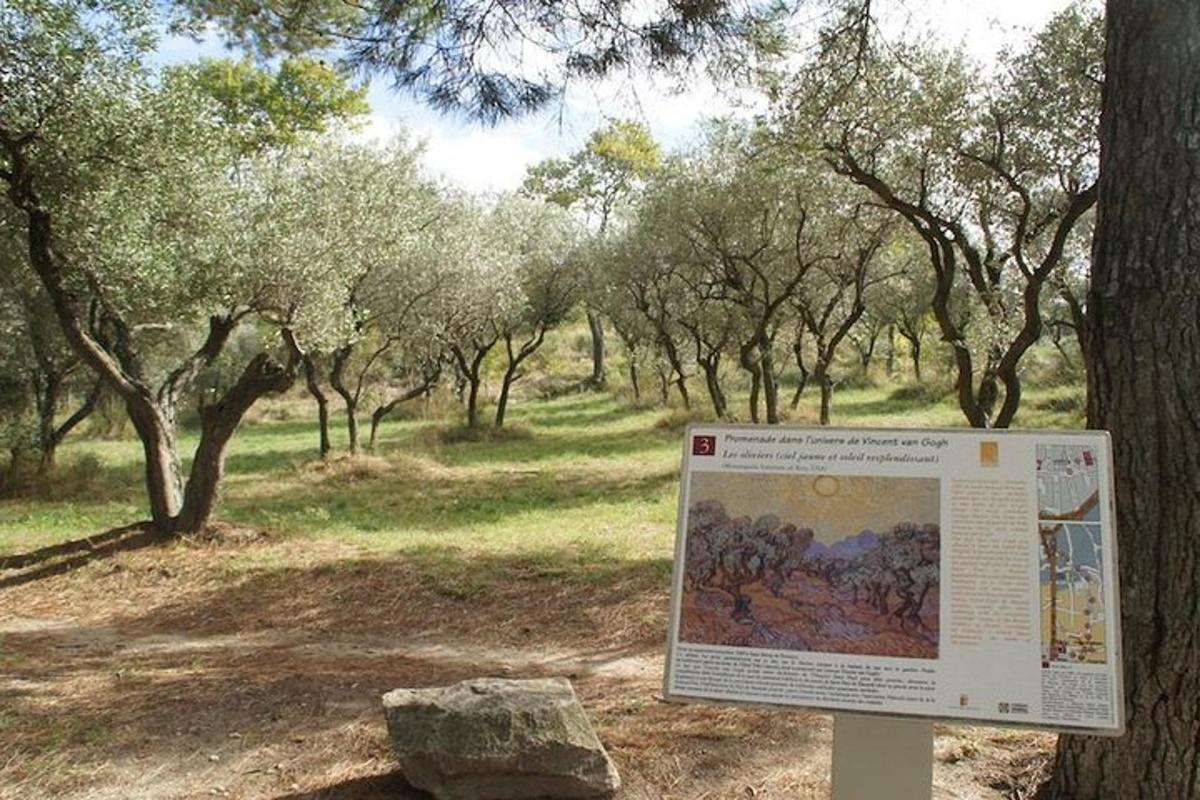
175;353;294;533
329;344;360;454
368;369;439;451
495;326;547;428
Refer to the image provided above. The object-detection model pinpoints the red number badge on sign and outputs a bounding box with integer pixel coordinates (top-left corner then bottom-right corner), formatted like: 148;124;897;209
692;435;716;456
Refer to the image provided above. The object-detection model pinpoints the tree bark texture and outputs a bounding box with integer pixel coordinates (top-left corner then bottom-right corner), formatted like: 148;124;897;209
175;353;294;533
302;354;332;459
586;310;606;388
1041;2;1200;797
495;326;547;428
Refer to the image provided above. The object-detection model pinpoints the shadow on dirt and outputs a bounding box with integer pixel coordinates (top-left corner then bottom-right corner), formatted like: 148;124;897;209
271;772;428;799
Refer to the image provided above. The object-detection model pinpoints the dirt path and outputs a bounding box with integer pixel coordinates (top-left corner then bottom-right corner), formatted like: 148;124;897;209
0;538;1053;799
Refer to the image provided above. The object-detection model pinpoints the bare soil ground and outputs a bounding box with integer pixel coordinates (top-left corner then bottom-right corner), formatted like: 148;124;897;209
0;532;1054;800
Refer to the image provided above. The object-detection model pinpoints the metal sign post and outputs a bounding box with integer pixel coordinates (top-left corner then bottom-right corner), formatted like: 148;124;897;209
831;714;933;800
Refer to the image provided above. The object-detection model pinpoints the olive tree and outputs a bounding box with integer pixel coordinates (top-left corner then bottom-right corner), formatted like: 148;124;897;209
0;1;354;532
777;4;1101;428
489;196;580;427
437;198;524;428
0;221;102;474
522;120;661;387
299;139;441;455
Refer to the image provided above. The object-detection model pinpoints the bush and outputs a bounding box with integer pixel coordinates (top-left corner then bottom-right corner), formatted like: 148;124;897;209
1034;391;1084;414
887;382;951;404
653;406;719;433
438;424;535;444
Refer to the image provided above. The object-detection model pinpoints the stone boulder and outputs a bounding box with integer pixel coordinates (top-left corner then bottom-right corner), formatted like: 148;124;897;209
381;677;620;800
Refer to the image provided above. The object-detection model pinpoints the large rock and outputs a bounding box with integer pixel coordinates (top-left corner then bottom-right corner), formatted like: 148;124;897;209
381;677;620;800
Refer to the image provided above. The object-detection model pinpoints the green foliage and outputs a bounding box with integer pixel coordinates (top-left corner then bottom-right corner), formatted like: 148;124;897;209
171;0;783;121
522;119;662;230
165;56;370;153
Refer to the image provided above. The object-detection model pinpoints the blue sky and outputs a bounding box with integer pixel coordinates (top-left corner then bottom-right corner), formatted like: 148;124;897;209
154;0;1080;193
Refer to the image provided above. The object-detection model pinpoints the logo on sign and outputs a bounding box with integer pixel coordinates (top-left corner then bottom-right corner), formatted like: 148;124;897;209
692;435;716;456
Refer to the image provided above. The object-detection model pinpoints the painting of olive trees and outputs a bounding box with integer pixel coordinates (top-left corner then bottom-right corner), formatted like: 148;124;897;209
680;473;941;659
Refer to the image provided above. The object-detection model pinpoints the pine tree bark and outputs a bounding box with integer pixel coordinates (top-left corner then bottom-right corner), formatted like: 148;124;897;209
1040;2;1200;796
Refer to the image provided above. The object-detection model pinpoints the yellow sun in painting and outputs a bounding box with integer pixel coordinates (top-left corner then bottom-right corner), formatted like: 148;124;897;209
812;475;840;497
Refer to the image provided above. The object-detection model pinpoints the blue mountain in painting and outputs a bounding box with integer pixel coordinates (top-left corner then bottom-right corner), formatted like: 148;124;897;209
804;529;881;561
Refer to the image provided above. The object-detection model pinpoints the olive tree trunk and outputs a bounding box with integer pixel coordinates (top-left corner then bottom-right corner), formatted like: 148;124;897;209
3;138;294;534
301;354;331;459
174;353;293;533
586;310;606;388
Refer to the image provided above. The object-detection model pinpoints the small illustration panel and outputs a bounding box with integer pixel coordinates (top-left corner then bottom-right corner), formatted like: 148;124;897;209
1037;444;1100;521
1039;522;1106;664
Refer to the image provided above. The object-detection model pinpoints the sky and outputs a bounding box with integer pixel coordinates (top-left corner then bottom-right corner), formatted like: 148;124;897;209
688;472;940;544
155;0;1084;194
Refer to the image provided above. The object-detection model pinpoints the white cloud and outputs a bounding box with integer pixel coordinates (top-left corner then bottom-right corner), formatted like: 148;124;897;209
416;126;545;194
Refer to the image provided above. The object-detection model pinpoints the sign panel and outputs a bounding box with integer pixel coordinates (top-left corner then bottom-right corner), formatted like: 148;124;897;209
663;425;1123;734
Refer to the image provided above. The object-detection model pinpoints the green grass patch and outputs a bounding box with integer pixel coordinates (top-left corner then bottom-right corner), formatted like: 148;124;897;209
0;381;1086;558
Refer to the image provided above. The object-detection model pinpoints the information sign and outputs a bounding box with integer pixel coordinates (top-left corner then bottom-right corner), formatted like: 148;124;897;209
663;425;1123;734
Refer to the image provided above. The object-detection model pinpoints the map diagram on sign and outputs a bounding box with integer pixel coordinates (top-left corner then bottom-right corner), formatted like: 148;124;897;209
1037;444;1106;665
1036;444;1101;521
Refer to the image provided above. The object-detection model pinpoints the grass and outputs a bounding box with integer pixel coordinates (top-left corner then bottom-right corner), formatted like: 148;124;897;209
0;378;1085;559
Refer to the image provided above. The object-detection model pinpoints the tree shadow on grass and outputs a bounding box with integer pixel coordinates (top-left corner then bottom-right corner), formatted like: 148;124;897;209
831;392;957;420
0;522;167;589
108;546;675;647
411;426;679;468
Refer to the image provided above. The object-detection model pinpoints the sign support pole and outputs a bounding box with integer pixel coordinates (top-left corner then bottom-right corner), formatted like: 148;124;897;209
831;714;933;800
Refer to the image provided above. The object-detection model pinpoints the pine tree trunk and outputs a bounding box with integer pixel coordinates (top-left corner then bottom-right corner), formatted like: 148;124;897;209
1040;2;1200;796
